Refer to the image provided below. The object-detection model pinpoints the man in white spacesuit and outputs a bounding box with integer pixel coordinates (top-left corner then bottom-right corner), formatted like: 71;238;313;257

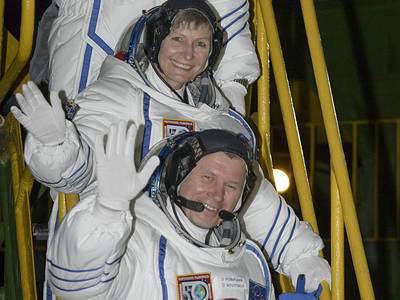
12;0;331;298
48;124;277;299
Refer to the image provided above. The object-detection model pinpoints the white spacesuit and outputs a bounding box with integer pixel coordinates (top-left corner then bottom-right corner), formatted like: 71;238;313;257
49;194;275;299
47;128;276;299
13;1;330;299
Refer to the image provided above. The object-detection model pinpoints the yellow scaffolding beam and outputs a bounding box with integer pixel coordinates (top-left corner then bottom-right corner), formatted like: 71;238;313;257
299;0;375;298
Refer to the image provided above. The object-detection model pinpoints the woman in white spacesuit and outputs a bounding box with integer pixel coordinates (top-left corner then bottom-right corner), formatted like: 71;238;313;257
12;0;331;298
48;125;277;299
37;0;258;115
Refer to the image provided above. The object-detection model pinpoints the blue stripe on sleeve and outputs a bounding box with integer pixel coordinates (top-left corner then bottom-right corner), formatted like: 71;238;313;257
219;1;247;22
262;197;283;251
49;269;103;283
223;12;247;31
270;207;291;262
47;254;122;273
276;220;296;268
39;143;92;187
224;23;246;46
49;275;116;293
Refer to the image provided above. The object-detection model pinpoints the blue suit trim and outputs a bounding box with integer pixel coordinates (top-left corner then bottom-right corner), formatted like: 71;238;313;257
79;45;93;93
262;197;283;252
223;12;247;31
225;23;246;46
49;269;103;283
246;243;270;299
47;255;122;273
270;207;291;263
79;0;114;92
228;110;256;151
220;1;247;46
88;0;114;55
276;220;296;267
46;282;52;300
49;275;116;292
39;145;91;186
141;93;152;158
159;235;168;300
219;1;247;22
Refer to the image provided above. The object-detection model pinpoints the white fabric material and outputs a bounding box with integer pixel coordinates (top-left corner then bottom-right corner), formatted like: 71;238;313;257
23;56;330;298
220;80;248;115
48;0;259;114
48;194;275;299
287;256;331;292
11;82;66;145
94;121;159;211
167;199;211;243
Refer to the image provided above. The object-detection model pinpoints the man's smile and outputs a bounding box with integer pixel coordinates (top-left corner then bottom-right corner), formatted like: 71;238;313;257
203;203;217;211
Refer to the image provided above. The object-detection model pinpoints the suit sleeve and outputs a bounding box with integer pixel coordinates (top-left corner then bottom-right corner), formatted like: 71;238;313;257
241;164;325;276
23;67;140;195
24;120;95;194
46;196;132;299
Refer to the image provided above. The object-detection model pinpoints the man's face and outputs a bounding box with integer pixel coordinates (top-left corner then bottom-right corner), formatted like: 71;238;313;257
158;22;211;90
178;152;246;229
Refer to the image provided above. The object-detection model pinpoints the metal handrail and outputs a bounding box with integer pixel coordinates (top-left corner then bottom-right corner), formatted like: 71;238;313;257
273;118;400;242
256;0;320;236
254;0;375;298
255;0;330;297
299;0;375;298
6;113;37;300
0;0;35;103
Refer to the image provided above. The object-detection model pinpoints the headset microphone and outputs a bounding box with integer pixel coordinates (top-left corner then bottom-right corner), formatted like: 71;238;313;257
218;210;235;221
176;194;235;221
176;196;205;212
177;195;235;221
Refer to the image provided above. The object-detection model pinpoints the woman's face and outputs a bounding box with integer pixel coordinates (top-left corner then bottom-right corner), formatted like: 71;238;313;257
158;22;211;90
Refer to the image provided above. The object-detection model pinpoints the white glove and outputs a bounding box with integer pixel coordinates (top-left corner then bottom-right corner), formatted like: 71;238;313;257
94;121;160;211
220;81;247;115
11;81;66;145
288;256;331;292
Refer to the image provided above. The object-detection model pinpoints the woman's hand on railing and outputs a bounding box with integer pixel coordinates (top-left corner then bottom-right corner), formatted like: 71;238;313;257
11;81;66;145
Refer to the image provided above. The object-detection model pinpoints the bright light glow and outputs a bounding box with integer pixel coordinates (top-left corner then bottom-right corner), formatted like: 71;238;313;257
273;169;290;193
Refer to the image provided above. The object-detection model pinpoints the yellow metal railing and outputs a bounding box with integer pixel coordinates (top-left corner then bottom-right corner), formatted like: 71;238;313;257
300;0;375;300
0;0;35;103
254;0;375;299
271;117;400;295
276;119;400;242
4;114;37;300
0;1;37;300
56;194;78;300
299;0;375;295
254;0;330;297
